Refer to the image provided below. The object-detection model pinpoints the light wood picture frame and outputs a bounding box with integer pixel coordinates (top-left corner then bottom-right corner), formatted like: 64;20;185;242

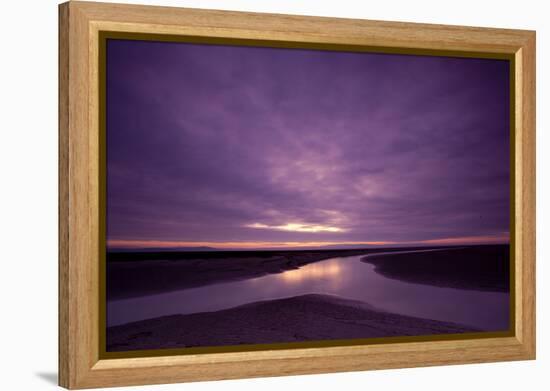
59;1;536;389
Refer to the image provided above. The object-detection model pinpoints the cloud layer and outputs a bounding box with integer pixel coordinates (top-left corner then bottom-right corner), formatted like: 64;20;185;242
106;40;510;247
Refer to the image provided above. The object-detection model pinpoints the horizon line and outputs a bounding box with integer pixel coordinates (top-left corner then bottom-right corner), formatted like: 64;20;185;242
107;233;510;250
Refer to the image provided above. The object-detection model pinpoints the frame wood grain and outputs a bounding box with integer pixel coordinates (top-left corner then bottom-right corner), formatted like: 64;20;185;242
59;1;536;389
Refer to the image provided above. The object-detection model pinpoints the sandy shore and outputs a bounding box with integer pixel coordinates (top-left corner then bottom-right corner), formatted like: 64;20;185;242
107;294;478;351
361;244;509;292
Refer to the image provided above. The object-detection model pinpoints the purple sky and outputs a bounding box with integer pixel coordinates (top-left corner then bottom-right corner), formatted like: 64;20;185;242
106;39;510;249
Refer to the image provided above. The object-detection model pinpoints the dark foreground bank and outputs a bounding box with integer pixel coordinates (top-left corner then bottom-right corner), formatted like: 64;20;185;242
361;244;510;292
107;294;478;351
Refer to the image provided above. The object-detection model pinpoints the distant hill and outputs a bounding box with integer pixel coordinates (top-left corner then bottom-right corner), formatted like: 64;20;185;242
108;246;218;253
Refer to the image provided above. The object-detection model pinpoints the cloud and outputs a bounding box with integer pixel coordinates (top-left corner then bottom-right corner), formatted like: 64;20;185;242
245;223;345;233
106;40;510;246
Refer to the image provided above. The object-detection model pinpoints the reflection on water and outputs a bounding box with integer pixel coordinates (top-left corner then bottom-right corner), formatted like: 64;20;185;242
279;260;342;283
108;253;509;331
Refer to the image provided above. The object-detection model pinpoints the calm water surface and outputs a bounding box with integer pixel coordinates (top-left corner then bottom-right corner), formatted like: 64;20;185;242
107;250;509;330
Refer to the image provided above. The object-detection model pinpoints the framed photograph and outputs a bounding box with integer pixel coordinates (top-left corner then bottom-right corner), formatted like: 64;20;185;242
59;1;536;389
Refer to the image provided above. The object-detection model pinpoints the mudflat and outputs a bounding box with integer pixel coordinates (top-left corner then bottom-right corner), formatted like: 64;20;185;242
361;245;510;292
107;294;478;351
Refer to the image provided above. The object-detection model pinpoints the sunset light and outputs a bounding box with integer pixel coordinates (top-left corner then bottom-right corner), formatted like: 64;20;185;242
106;232;508;251
245;222;345;233
107;239;393;250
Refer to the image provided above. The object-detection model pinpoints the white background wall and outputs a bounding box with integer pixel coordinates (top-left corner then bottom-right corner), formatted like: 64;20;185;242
0;0;546;389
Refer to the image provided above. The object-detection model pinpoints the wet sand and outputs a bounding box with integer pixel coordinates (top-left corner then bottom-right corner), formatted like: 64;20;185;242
107;294;478;351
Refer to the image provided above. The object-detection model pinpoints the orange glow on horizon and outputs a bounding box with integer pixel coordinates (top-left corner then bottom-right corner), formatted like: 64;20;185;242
107;239;393;249
419;233;510;245
107;233;509;250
